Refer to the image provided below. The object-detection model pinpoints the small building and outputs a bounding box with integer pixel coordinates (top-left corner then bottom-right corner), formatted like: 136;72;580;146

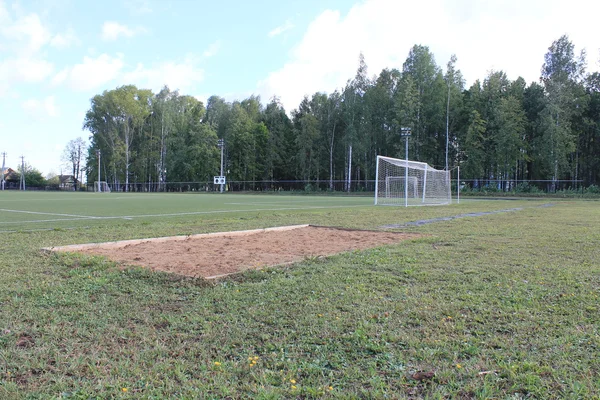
2;167;16;181
58;174;78;190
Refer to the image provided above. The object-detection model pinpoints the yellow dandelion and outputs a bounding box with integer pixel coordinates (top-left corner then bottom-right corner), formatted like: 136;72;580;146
290;379;296;384
214;361;221;366
456;363;462;369
328;386;333;391
317;314;323;317
122;387;128;392
253;356;259;360
291;385;297;390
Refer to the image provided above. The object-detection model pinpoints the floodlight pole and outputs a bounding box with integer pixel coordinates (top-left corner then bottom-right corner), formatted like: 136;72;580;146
400;127;411;208
1;152;6;191
20;155;25;191
96;150;101;192
217;139;225;193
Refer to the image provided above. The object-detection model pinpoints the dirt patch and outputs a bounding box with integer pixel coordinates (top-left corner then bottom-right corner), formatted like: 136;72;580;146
46;225;420;279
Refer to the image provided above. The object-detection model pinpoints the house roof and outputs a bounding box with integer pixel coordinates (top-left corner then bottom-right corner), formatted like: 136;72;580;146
2;167;14;179
59;175;77;184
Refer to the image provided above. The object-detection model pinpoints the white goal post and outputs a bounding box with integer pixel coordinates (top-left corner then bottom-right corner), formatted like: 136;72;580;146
375;156;450;206
94;181;111;193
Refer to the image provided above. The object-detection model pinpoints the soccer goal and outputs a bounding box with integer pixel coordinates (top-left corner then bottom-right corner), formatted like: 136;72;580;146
94;181;111;193
375;156;450;206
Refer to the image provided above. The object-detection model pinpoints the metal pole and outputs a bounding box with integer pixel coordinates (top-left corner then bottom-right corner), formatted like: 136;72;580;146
446;84;450;172
220;144;224;193
218;139;224;193
20;155;25;191
97;150;101;192
405;136;408;207
422;163;428;204
374;156;380;205
457;166;460;204
1;152;6;190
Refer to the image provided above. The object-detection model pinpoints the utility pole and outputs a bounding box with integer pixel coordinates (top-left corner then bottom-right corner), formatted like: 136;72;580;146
19;155;25;191
96;150;101;192
446;83;450;172
217;139;225;193
1;152;6;190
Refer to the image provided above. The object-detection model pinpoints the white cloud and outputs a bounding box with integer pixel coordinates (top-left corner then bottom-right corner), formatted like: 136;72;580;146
51;52;205;93
123;55;205;92
203;40;221;58
22;96;59;118
0;4;57;94
1;13;51;54
125;0;153;15
50;28;80;48
258;0;600;112
0;57;54;83
52;53;125;91
50;67;69;86
101;21;145;41
268;20;294;38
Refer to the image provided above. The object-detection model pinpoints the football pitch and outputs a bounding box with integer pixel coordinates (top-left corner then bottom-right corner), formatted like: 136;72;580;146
1;192;599;398
0;191;375;233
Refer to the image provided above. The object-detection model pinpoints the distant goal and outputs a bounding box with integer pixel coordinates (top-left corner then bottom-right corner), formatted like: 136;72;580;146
94;181;112;193
375;156;451;206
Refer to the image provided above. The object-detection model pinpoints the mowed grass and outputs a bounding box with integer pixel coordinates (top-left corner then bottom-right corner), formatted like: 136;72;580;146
0;192;374;233
0;192;599;399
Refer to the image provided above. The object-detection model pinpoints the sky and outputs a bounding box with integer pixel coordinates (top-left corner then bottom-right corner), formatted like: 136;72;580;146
1;0;599;176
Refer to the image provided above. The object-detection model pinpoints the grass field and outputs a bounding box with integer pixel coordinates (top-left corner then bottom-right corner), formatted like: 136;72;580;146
1;192;599;399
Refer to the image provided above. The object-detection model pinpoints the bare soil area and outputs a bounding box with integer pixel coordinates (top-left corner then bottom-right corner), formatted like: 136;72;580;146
49;225;420;279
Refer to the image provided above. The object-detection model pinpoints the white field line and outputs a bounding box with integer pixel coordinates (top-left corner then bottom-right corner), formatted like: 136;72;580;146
0;218;99;225
0;204;366;226
0;195;367;203
0;208;99;219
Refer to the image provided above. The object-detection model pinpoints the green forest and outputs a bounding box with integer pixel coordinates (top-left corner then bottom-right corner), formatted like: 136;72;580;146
81;35;600;192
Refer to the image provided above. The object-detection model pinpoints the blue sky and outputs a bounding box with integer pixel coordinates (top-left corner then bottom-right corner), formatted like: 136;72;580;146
1;0;599;176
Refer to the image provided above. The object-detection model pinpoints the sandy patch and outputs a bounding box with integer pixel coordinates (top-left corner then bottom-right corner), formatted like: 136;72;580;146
46;225;419;279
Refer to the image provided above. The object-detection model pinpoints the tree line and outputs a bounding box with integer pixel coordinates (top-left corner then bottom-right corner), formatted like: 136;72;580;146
81;35;600;192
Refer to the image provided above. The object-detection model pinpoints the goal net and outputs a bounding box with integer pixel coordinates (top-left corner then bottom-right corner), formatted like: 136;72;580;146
94;181;111;193
375;156;450;206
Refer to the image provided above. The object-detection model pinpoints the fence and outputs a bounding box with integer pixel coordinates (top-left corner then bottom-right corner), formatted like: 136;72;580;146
1;179;593;195
84;180;376;193
461;179;585;194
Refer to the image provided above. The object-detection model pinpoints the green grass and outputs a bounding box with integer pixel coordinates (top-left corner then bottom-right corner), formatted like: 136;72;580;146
1;192;599;399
